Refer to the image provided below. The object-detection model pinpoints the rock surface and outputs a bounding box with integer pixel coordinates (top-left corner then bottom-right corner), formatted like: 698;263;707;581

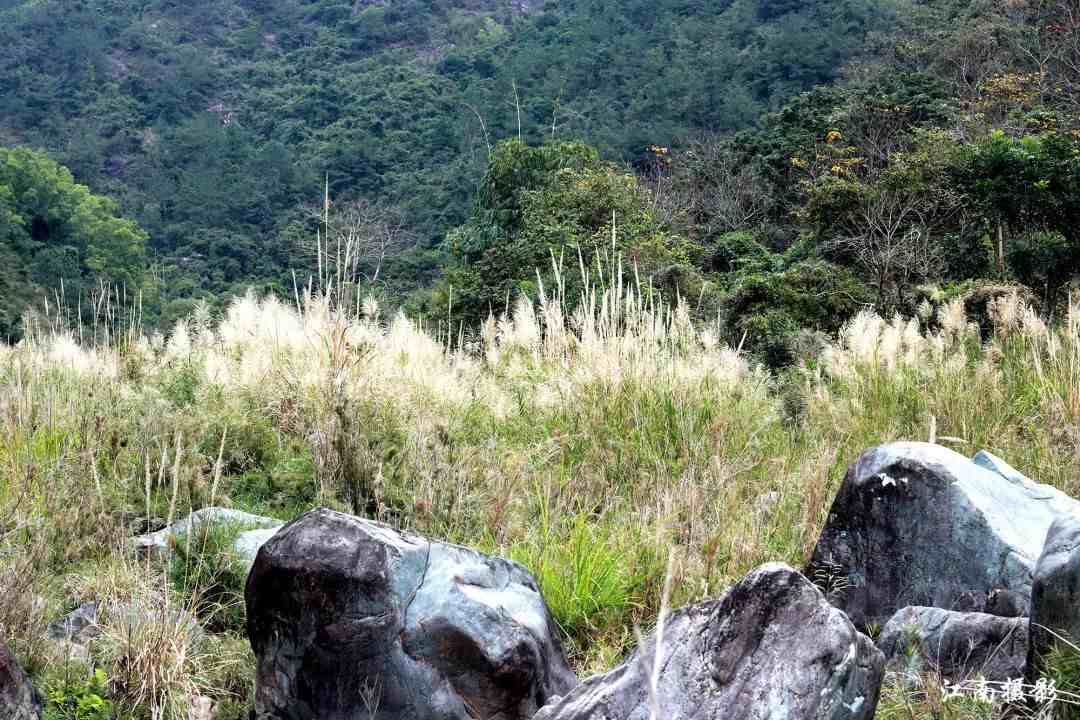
877;606;1028;682
0;641;41;720
47;602;100;645
1028;514;1080;679
533;563;883;720
133;506;283;566
43;602;101;663
246;507;576;720
807;442;1080;629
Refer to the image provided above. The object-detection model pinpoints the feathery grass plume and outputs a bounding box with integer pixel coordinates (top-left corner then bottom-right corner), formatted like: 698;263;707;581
6;265;1080;719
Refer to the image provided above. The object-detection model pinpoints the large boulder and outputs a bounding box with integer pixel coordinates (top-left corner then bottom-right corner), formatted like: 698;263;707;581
533;563;883;720
1027;514;1080;680
877;606;1028;682
807;442;1080;629
0;641;41;720
246;508;576;720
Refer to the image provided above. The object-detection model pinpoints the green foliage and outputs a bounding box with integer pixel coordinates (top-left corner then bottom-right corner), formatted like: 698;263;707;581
0;0;898;320
950;130;1080;303
504;512;660;656
230;446;317;518
1038;638;1080;719
707;232;775;276
44;666;114;720
726;259;873;367
158;358;202;408
0;147;147;337
442;139;695;322
337;397;398;517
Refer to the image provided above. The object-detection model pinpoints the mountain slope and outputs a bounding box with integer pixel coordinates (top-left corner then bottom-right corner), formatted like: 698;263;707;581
0;0;896;323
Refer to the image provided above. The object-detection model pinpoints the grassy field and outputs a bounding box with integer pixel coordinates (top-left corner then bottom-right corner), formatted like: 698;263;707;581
2;281;1079;719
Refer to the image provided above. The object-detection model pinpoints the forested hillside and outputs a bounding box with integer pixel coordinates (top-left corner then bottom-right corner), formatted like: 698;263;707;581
0;0;893;329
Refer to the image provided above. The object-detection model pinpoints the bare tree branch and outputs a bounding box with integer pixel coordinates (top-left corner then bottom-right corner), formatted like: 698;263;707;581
828;189;945;309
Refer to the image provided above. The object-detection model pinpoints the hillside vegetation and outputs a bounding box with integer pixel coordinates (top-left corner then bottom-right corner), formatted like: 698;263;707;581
3;0;1079;371
0;0;893;329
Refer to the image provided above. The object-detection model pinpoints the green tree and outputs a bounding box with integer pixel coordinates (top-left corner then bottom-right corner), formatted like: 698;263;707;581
441;139;698;323
950;130;1080;304
0;147;147;337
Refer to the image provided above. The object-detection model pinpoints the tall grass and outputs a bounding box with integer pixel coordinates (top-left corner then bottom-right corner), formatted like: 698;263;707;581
1;280;1079;717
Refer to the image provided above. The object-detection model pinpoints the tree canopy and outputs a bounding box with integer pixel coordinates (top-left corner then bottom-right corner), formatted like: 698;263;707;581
0;147;147;337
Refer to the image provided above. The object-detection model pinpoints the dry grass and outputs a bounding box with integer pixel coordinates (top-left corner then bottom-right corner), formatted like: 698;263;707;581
2;284;1080;716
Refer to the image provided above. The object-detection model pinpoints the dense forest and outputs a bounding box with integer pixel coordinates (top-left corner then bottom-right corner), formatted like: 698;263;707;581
0;0;893;330
1;0;1079;364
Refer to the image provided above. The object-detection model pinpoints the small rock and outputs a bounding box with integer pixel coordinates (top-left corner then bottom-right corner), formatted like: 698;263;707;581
753;491;781;518
233;527;280;566
108;600;204;651
47;602;100;645
807;442;1080;629
189;694;214;720
0;641;42;720
1027;514;1080;680
534;563;883;720
877;606;1028;682
246;508;576;720
984;588;1026;618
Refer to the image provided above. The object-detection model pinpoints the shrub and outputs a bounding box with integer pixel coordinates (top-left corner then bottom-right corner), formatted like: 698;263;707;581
44;665;114;720
229;444;317;516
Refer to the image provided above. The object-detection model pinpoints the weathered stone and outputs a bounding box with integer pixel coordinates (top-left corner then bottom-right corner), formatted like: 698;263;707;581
233;526;281;565
984;588;1026;618
877;606;1028;682
533;563;883;720
972;450;1031;486
246;507;576;720
47;602;100;645
753;491;781;519
0;641;41;720
807;442;1080;629
43;602;101;663
1028;514;1080;680
133;506;283;567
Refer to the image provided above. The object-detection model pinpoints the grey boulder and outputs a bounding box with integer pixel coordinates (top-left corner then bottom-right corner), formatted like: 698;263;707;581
47;602;100;645
877;606;1028;682
807;442;1080;629
133;506;283;567
533;563;883;720
246;507;576;720
1028;514;1080;679
44;602;102;663
0;641;41;720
